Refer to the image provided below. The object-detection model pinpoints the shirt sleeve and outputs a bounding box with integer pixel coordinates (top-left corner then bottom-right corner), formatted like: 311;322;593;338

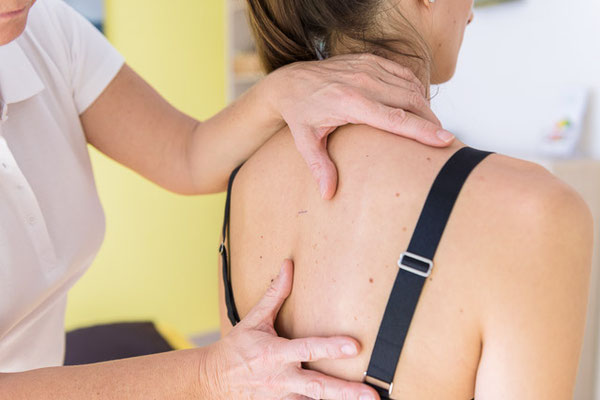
51;0;125;114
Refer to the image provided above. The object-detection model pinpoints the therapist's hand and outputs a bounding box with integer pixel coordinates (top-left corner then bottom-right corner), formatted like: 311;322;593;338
203;260;379;400
264;53;453;200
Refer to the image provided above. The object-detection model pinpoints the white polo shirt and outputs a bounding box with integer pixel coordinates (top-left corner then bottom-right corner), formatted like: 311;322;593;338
0;0;124;372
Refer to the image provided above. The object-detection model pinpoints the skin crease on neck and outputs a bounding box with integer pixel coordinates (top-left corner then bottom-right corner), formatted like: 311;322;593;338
220;0;591;399
0;0;36;46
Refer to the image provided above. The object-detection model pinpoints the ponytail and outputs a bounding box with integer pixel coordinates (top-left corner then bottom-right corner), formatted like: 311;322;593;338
246;0;428;73
246;0;320;72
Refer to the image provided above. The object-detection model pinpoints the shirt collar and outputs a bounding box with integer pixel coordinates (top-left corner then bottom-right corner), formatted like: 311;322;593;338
0;39;45;105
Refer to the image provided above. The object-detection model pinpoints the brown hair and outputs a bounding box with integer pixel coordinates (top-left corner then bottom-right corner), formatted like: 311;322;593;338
246;0;429;73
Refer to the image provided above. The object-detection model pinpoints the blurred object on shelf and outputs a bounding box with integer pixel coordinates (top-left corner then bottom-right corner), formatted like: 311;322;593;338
539;87;590;158
474;0;521;7
227;0;260;100
233;51;264;80
231;0;246;13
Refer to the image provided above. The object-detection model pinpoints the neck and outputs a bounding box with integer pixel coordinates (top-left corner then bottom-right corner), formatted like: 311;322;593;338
331;49;431;98
391;54;431;98
330;39;432;97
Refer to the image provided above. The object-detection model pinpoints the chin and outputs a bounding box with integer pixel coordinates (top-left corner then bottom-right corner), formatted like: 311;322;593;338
0;24;26;45
0;3;32;45
430;63;458;85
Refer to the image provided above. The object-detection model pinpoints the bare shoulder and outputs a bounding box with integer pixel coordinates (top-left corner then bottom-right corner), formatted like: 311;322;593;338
467;154;594;398
471;153;592;243
459;152;593;291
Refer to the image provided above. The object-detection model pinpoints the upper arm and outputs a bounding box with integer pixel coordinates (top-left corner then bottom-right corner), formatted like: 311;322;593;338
48;1;201;193
474;175;593;399
80;64;199;194
48;0;124;114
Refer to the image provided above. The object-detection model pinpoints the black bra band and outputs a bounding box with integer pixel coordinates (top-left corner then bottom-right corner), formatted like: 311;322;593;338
220;164;244;326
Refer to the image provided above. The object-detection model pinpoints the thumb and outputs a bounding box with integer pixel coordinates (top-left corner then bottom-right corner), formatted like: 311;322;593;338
244;259;294;327
291;127;339;200
313;143;339;200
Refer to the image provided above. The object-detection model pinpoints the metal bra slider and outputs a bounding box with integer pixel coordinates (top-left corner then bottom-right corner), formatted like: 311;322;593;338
363;371;394;397
398;251;433;278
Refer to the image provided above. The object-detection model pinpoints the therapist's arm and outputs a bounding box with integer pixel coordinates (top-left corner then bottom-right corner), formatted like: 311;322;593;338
81;55;450;199
0;261;379;400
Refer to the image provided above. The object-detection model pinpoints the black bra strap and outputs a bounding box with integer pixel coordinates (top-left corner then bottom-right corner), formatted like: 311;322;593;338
365;147;492;398
220;164;244;326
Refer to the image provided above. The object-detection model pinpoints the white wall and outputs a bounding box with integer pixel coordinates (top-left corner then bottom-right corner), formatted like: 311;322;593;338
432;0;599;159
431;2;600;397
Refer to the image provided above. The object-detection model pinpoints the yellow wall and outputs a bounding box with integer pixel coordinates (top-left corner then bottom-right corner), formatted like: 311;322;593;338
65;0;226;336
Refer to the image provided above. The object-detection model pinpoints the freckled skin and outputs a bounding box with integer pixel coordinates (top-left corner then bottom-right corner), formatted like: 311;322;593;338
218;1;589;398
220;123;589;399
224;127;485;397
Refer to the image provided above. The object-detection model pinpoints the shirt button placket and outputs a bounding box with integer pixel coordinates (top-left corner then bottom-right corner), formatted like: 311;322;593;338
0;106;59;274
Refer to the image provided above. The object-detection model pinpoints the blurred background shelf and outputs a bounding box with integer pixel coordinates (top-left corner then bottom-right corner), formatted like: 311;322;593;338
542;159;600;400
226;0;264;101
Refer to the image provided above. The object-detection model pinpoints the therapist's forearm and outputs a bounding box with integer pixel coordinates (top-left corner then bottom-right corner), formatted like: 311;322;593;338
83;60;445;197
0;349;214;399
82;64;285;195
184;74;284;193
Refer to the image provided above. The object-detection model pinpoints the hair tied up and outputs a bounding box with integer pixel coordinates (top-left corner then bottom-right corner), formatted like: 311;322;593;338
246;0;321;72
314;37;328;60
246;0;428;73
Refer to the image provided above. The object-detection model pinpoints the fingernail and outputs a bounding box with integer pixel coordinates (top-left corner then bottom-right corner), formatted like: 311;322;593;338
341;344;358;356
360;394;376;400
436;130;455;143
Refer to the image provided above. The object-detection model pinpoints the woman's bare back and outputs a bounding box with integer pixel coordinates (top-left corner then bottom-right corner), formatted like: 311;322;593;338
220;124;592;399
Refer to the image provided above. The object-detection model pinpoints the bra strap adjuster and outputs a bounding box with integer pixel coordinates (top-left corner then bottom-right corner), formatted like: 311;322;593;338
398;251;433;278
363;371;394;397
